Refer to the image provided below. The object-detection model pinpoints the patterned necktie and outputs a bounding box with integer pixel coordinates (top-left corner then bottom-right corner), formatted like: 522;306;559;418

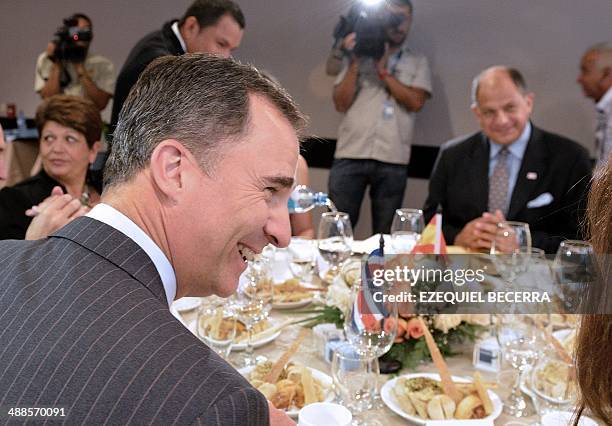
488;147;510;214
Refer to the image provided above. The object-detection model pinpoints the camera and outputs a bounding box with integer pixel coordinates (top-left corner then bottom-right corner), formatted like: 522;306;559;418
333;2;405;60
51;17;92;63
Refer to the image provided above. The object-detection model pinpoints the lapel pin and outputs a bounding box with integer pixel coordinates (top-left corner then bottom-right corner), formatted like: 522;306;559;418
526;172;538;180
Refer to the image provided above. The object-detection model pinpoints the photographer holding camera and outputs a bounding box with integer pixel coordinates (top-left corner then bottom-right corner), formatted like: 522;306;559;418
328;0;432;234
35;13;115;111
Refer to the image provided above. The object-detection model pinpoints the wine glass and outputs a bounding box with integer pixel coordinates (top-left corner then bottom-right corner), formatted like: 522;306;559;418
287;237;317;283
331;344;381;426
551;240;595;313
495;314;544;417
318;212;353;281
490;221;532;283
390;208;424;253
530;353;578;423
233;256;273;367
344;278;398;411
197;298;237;359
344;279;398;358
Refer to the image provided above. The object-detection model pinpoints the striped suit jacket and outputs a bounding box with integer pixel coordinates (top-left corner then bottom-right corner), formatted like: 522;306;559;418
0;217;269;425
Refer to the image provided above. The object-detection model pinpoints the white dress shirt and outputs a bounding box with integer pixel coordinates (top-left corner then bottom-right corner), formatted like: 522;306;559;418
171;21;187;54
596;86;612;166
87;203;177;307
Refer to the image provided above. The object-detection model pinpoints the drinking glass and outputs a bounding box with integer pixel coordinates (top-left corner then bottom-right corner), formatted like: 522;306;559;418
530;354;578;423
551;240;595;313
318;212;353;280
390;208;424;253
233;256;273;367
495;314;544;417
287;237;317;283
490;221;532;282
331;346;381;426
344;279;398;359
197;299;237;359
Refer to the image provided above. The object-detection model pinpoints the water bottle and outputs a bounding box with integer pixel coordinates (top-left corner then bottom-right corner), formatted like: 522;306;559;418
288;185;331;213
17;110;27;133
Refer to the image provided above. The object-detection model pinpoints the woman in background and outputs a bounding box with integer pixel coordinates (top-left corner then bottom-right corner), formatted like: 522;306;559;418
0;95;101;239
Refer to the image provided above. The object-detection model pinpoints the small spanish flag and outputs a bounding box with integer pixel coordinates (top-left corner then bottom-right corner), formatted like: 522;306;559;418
411;210;447;255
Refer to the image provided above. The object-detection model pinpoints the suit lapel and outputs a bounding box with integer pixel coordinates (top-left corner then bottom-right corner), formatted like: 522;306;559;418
507;126;548;219
50;217;167;305
470;134;490;214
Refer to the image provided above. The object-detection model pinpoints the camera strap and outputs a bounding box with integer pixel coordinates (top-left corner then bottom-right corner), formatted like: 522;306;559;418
388;48;403;77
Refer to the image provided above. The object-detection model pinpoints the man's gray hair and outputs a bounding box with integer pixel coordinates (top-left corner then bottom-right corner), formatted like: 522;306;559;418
470;66;528;107
585;42;612;69
105;54;307;188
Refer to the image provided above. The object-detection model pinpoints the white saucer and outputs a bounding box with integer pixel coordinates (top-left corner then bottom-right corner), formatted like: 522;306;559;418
172;297;201;312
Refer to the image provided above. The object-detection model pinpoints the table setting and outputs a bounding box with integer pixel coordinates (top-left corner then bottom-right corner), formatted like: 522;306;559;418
172;208;600;425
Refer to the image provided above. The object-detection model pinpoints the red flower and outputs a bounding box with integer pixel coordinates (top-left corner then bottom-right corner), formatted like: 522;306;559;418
406;318;425;339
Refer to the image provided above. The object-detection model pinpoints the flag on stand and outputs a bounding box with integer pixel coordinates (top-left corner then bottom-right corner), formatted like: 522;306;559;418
351;237;386;332
411;211;447;255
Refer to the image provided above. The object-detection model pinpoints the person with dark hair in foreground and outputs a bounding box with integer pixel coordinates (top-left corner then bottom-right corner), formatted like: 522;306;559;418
573;153;611;426
423;66;592;253
0;54;304;425
111;0;245;129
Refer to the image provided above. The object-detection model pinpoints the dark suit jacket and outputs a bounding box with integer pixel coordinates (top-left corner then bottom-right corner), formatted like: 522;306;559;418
111;20;184;128
423;125;592;253
0;217;268;425
0;170;60;240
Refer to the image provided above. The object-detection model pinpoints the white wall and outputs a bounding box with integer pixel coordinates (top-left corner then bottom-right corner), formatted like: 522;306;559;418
1;0;610;237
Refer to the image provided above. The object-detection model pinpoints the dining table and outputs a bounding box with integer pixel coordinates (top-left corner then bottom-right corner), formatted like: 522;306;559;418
177;304;545;425
172;235;597;425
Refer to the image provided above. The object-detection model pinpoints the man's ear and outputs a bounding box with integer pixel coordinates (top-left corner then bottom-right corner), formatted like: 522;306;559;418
524;92;535;113
149;140;190;202
601;65;612;85
180;16;200;43
471;103;481;120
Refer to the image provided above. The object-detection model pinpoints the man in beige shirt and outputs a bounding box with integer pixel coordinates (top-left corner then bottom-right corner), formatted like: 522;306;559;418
330;0;432;234
34;13;115;111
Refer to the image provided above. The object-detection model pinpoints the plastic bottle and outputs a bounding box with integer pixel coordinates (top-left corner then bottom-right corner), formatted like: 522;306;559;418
288;185;331;213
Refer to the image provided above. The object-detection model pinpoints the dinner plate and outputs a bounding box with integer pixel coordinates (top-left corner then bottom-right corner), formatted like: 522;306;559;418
540;411;597;426
272;297;314;310
232;325;282;351
238;365;334;418
172;297;202;312
186;320;281;350
380;373;503;425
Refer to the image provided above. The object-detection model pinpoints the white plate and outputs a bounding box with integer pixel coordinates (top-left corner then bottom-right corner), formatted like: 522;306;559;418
238;365;334;418
272;297;314;310
186;320;281;350
380;373;503;425
172;297;201;312
541;411;597;426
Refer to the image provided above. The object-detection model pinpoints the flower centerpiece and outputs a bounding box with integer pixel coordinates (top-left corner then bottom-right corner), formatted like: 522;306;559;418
296;264;489;369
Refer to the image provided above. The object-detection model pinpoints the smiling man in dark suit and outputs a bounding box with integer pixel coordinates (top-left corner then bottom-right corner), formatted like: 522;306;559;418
423;66;592;253
111;0;245;129
0;55;302;425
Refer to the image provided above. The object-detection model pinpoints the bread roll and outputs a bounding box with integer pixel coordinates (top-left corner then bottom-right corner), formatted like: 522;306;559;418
455;394;483;419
